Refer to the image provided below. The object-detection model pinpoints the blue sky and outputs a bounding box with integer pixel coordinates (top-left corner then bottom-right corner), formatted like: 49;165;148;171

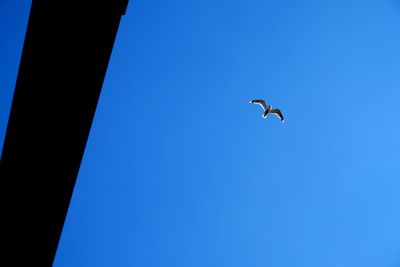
2;1;400;266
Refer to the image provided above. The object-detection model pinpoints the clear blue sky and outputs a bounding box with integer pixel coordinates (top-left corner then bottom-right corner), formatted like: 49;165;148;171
2;1;400;266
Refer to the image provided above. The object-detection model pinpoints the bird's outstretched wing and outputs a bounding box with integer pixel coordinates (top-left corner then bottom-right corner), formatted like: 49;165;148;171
270;109;284;122
250;99;268;111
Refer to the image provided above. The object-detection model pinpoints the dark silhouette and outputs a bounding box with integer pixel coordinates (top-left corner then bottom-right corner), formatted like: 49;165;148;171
0;1;128;265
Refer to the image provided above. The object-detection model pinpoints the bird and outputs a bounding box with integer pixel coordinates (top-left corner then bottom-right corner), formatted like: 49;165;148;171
249;99;284;122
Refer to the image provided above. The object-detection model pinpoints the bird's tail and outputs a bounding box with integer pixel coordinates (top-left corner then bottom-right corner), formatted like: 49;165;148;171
262;111;268;118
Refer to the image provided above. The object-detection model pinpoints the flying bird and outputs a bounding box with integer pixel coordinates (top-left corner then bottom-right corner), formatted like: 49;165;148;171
249;99;284;122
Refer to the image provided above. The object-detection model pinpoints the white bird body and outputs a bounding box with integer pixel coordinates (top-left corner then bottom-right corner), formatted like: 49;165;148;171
250;99;284;122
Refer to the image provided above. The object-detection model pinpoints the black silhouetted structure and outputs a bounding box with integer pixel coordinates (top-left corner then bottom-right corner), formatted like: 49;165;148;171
1;1;128;265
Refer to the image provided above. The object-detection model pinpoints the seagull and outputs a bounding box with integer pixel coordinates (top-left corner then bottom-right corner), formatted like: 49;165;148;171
249;99;284;122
